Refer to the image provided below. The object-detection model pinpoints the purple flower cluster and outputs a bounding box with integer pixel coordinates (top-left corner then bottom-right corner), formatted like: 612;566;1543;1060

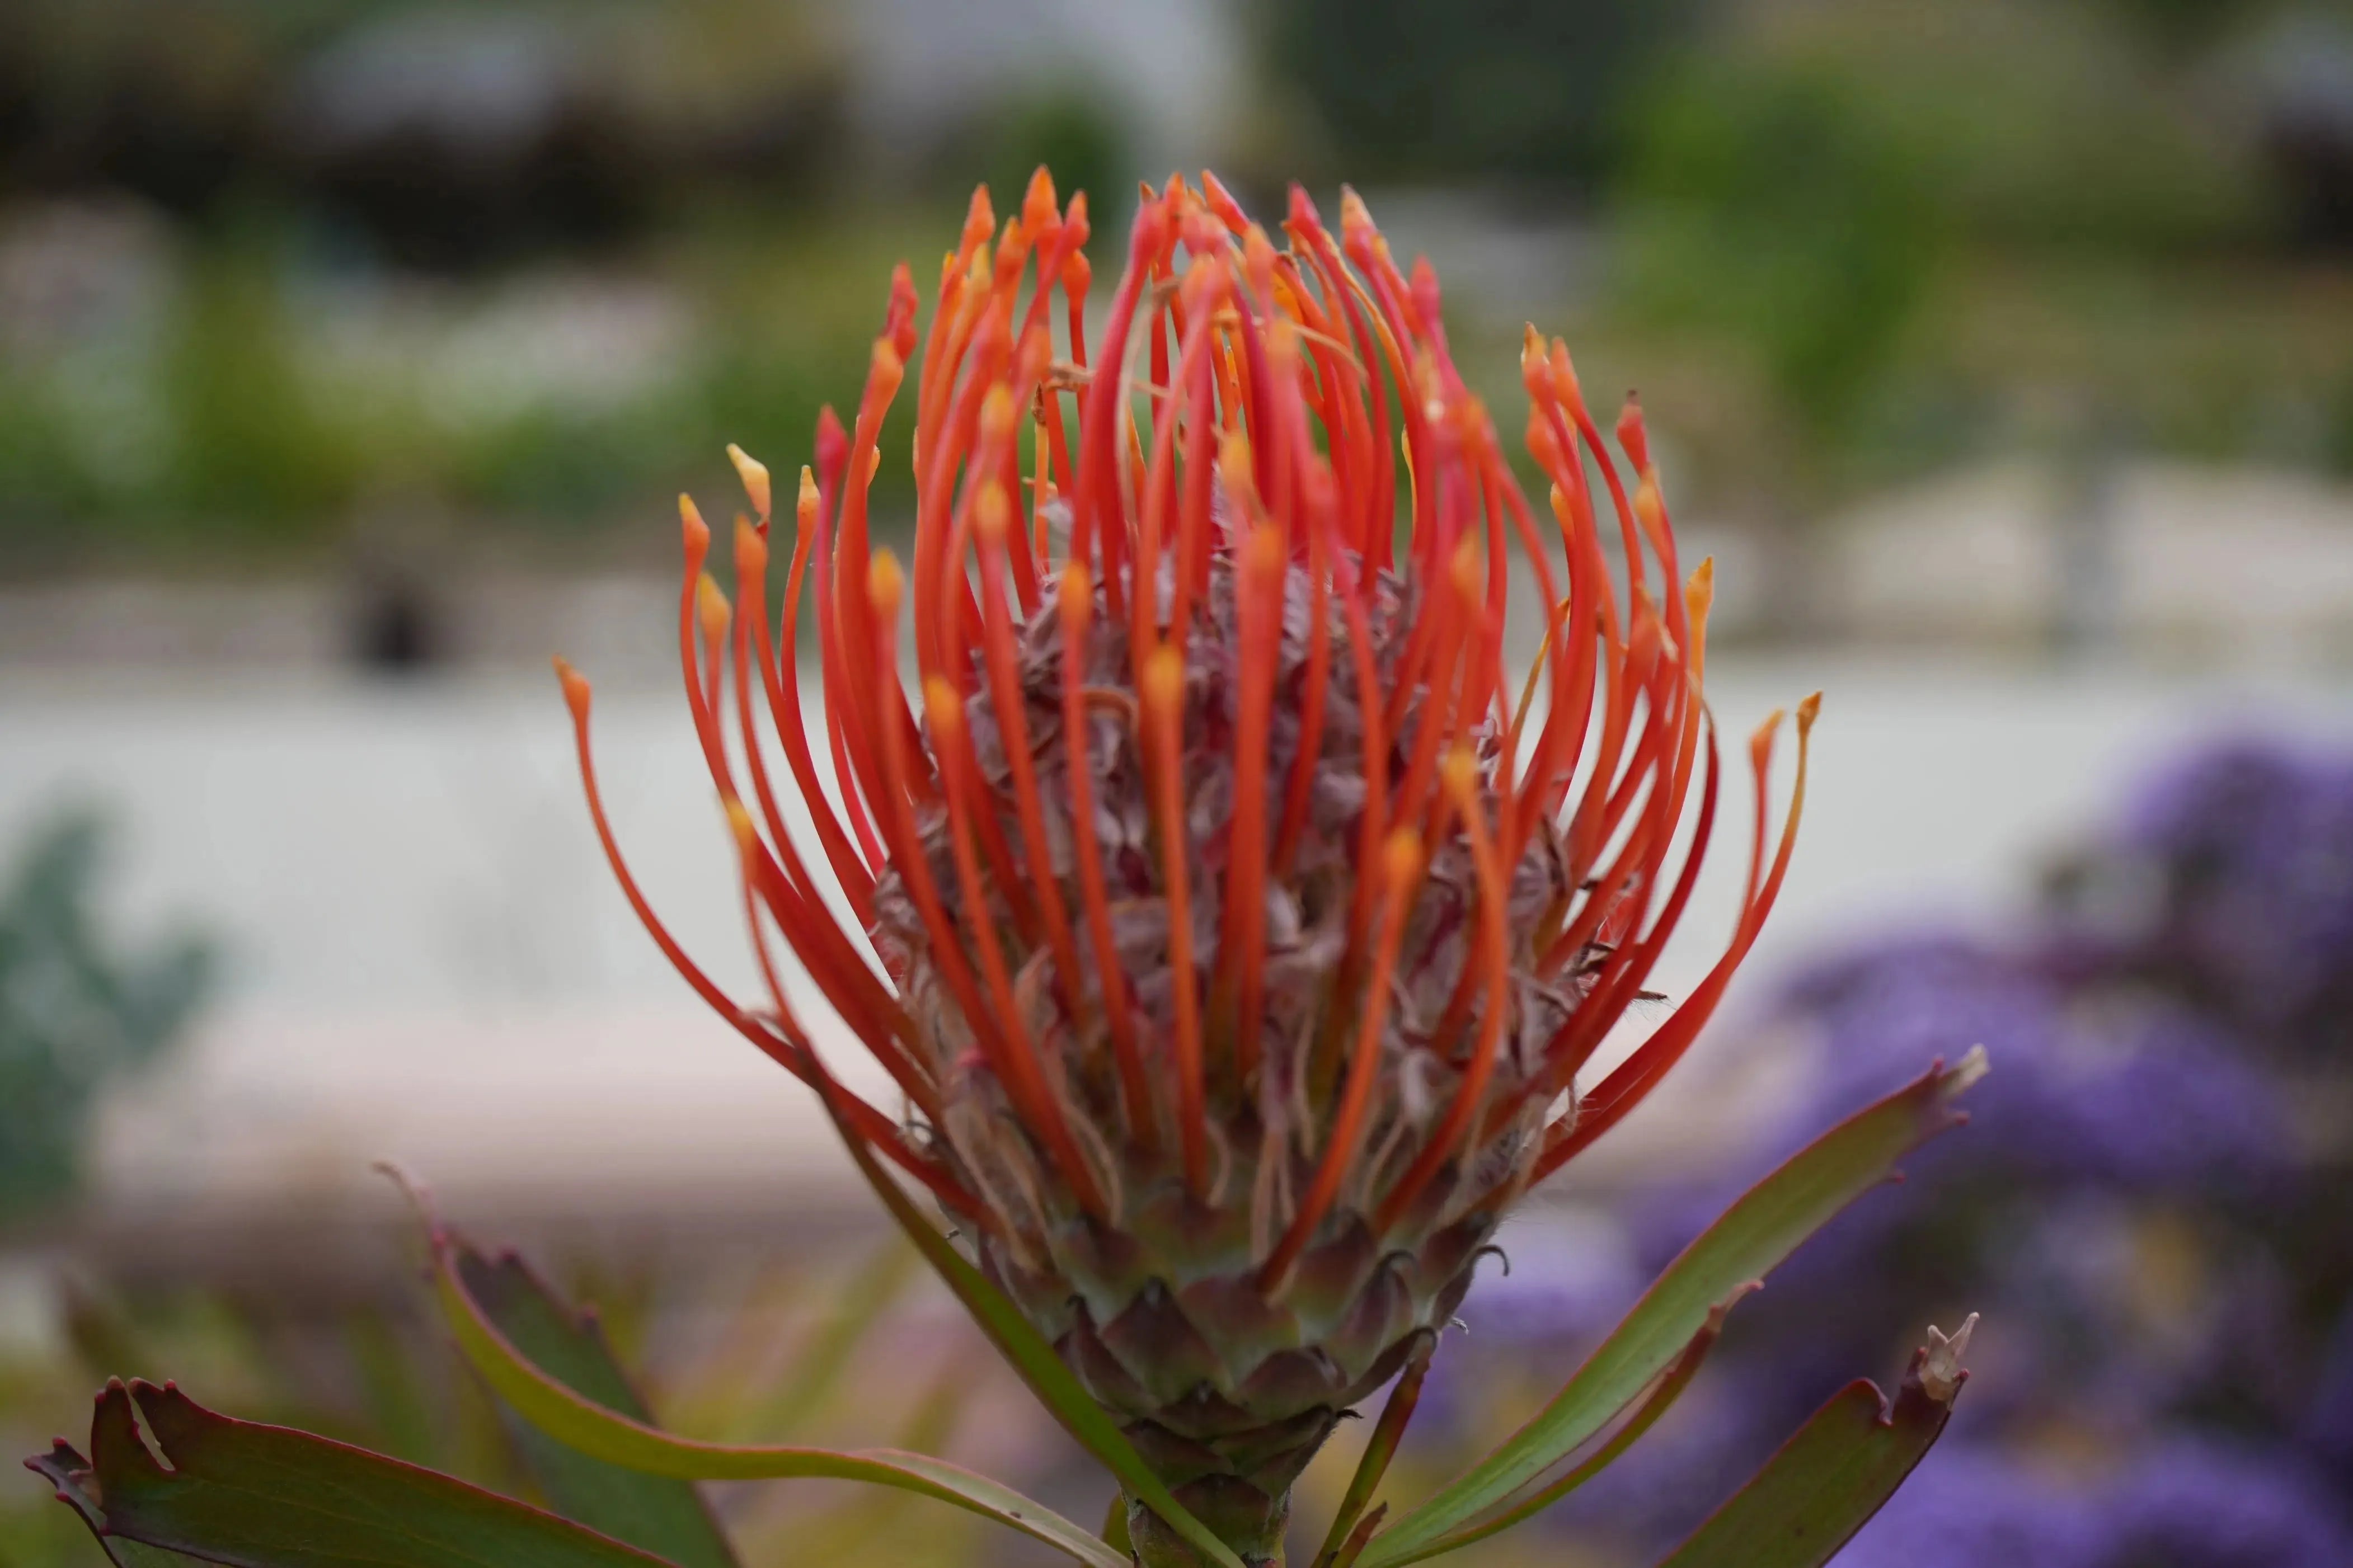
1839;1440;2353;1568
2050;740;2353;1060
1443;739;2353;1562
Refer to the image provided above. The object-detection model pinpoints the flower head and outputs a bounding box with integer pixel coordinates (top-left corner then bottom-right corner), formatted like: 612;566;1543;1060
556;169;1810;1560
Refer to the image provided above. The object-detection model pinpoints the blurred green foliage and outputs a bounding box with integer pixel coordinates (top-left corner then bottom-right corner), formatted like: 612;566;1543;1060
164;245;365;536
0;215;920;567
1261;0;1701;192
1591;0;2350;509
0;811;212;1224
3;0;2353;562
1615;48;1948;442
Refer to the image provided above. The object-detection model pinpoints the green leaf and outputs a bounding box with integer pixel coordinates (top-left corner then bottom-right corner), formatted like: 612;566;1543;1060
1651;1321;1973;1567
26;1380;681;1568
453;1244;741;1568
803;1080;1250;1568
1359;1049;1984;1566
410;1190;1131;1568
1381;1287;1751;1565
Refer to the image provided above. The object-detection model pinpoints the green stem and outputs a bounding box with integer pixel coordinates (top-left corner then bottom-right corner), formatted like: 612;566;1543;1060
1124;1490;1288;1568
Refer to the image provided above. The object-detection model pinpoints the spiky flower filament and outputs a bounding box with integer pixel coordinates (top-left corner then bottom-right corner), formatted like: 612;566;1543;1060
556;166;1816;1556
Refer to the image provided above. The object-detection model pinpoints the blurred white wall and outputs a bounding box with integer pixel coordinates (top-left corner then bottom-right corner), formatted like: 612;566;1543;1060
7;651;2352;1233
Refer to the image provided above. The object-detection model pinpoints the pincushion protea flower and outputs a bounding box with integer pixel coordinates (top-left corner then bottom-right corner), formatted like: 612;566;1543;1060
551;167;1815;1564
29;164;1978;1568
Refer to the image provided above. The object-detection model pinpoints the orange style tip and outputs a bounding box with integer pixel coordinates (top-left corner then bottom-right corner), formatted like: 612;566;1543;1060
1750;709;1787;764
1058;562;1093;622
1022;165;1058;227
964;184;995;248
726;444;772;518
1205;169;1249;227
1797;691;1823;733
1617;393;1650;466
1382;826;1425;887
870;337;905;390
679;493;710;549
1265;312;1300;365
696;573;732;640
1552;340;1584;408
1441;742;1481;798
867;550;905;615
1339;185;1372;232
552;657;591;715
1140;643;1185;713
1448;535;1482;600
922;676;964;733
796;465;819;519
979;383;1017;443
733;515;769;577
1635;472;1665;531
1243;522;1284;580
1457;393;1490;440
1520;332;1550;393
1218;429;1255;487
974;479;1012;545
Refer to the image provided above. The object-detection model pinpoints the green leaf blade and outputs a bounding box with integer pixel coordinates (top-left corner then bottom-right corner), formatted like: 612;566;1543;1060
418;1212;1130;1568
35;1379;682;1568
1386;1286;1751;1566
1360;1050;1984;1566
453;1246;741;1568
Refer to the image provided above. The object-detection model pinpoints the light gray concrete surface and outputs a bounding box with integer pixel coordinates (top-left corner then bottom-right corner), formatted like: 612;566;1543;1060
8;651;2351;1235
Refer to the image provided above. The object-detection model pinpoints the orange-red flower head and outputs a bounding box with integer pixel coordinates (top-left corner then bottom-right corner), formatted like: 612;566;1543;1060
555;168;1813;1552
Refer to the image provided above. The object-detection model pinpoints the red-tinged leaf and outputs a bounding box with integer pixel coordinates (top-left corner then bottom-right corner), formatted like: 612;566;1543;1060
26;1379;680;1568
1359;1049;1985;1566
1651;1317;1976;1568
27;1440;208;1568
1309;1333;1433;1568
403;1183;1132;1568
453;1245;740;1568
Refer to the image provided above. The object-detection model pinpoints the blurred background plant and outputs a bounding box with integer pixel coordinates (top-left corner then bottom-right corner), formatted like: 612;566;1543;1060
0;810;212;1223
